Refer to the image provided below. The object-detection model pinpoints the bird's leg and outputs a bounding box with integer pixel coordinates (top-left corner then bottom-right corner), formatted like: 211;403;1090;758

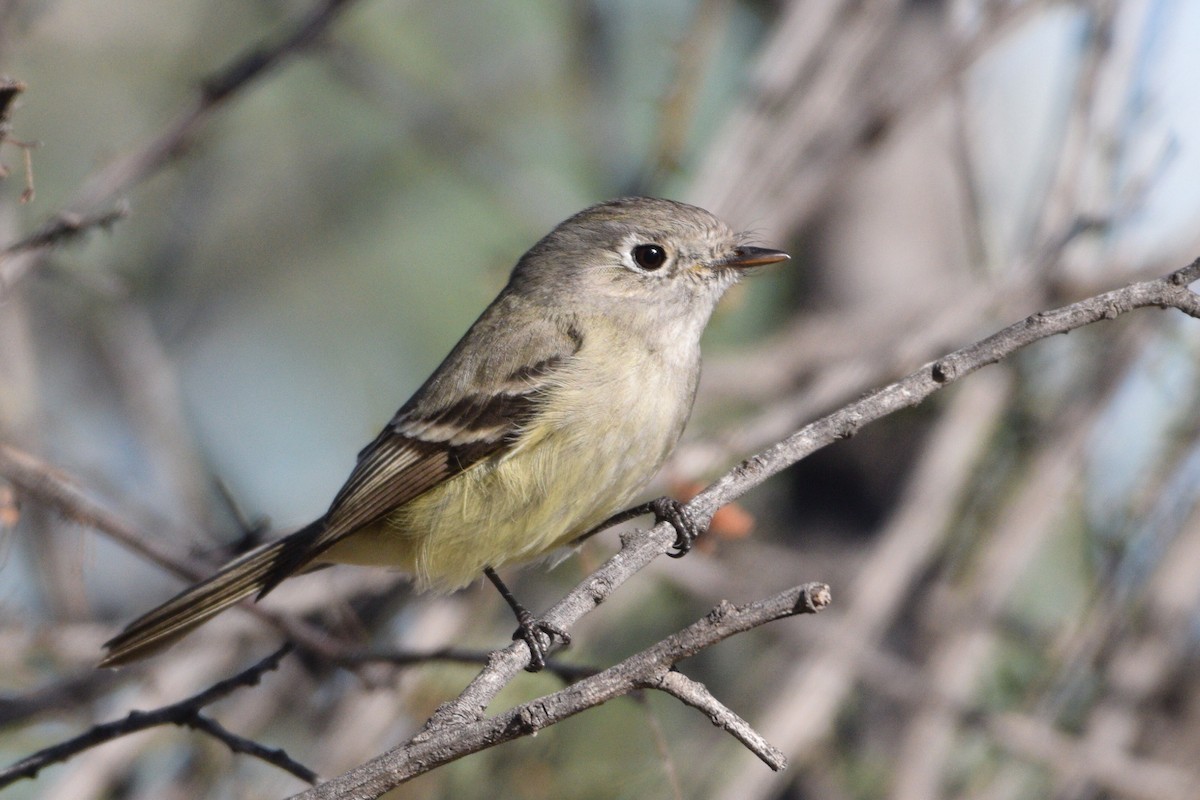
572;504;655;544
484;566;571;672
572;497;706;555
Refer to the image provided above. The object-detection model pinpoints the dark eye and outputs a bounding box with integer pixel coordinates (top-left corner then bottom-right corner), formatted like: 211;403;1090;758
632;244;667;271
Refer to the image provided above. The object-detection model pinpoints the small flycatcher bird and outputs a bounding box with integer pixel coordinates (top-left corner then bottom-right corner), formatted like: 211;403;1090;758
101;197;789;669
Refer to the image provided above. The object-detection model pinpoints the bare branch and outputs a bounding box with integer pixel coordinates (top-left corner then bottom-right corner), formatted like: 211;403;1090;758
185;714;317;786
651;670;785;770
0;646;314;789
293;584;830;799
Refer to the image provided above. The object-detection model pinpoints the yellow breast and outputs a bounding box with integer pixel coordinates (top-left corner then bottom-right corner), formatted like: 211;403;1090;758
322;318;701;590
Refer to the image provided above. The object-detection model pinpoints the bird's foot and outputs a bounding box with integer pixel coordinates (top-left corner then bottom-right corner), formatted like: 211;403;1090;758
511;611;571;673
485;566;570;672
649;496;705;558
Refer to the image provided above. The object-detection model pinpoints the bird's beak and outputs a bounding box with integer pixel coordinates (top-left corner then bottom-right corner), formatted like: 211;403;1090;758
719;246;790;270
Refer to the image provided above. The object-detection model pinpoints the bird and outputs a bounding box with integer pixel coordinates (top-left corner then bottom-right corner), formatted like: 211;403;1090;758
100;196;789;670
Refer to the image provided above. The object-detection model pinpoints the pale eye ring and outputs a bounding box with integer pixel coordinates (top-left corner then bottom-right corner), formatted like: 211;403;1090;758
631;243;667;271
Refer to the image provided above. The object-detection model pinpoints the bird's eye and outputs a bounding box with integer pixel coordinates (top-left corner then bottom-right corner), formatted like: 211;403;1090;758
631;244;667;271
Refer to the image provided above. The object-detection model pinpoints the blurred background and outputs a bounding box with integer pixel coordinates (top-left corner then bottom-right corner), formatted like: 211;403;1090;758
3;0;1200;798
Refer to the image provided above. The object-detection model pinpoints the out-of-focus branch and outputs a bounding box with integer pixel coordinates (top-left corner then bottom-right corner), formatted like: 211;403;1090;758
0;76;34;201
0;205;128;259
986;712;1197;800
889;387;1112;799
0;443;344;658
0;443;202;582
827;620;1200;800
1049;538;1200;796
0;669;121;728
0;646;315;789
693;1;1044;236
0;0;362;295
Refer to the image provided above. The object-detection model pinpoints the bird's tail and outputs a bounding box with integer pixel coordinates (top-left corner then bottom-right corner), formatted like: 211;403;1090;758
100;522;321;668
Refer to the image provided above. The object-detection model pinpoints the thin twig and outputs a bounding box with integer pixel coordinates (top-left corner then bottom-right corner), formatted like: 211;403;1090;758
634;692;686;800
0;646;314;788
1;205;128;257
0;0;362;294
651;670;785;769
186;714;317;785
